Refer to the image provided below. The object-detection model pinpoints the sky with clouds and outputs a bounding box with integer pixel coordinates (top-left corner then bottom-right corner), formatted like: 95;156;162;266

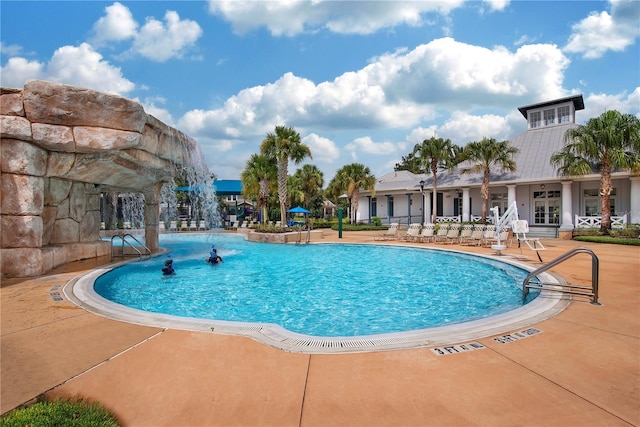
1;0;639;182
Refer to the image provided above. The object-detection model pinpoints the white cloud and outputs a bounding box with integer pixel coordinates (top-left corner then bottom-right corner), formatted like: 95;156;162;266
564;0;640;59
91;2;138;46
207;0;464;36
131;10;203;62
482;0;510;12
0;42;25;57
90;3;203;62
47;43;135;94
436;112;512;144
0;43;134;94
0;57;44;87
302;133;340;164
580;88;640;121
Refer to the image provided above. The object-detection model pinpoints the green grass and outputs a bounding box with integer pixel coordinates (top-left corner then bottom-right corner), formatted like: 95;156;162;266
0;398;120;427
574;235;640;246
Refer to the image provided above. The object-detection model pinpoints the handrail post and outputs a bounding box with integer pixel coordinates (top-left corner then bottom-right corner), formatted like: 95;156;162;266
522;247;600;305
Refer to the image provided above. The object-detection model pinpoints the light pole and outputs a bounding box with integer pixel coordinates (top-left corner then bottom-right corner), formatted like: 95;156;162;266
419;179;425;224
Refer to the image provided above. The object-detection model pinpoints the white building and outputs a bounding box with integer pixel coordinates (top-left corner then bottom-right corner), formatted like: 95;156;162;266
358;95;639;238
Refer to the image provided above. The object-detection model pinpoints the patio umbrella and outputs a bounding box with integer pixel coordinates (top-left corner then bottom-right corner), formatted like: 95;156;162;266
287;206;311;213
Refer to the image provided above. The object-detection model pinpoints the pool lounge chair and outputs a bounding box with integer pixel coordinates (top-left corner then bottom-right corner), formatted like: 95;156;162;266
374;223;399;241
399;223;421;241
432;223;450;243
198;220;207;230
180;221;189;232
460;225;485;245
415;223;435;243
159;222;166;233
478;225;496;246
169;221;178;232
456;224;474;244
438;223;462;244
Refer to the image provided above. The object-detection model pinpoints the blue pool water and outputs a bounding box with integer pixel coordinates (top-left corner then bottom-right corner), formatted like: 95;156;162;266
94;233;537;337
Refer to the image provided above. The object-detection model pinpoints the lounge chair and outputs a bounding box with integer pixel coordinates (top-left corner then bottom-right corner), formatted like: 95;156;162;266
432;223;450;243
483;229;511;248
479;225;496;247
415;223;435;243
198;220;207;230
123;221;132;229
461;224;485;245
169;220;178;232
439;223;462;244
180;221;189;232
399;223;421;241
456;224;474;244
374;223;399;241
159;222;166;233
512;220;546;262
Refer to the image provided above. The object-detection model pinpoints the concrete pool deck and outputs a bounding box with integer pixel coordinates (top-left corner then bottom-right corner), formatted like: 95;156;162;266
1;231;639;426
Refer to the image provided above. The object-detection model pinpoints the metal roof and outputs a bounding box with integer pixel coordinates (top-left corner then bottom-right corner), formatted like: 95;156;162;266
370;123;584;194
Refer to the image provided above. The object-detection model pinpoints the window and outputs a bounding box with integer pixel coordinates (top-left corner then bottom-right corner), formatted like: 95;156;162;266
558;105;570;123
530;111;542;128
543;109;555;126
584;189;616;216
490;193;508;216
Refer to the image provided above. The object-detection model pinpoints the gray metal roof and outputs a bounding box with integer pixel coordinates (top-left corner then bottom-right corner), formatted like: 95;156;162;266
371;123;582;194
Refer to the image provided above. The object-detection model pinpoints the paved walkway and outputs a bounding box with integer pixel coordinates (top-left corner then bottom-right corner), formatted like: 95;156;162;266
1;231;639;426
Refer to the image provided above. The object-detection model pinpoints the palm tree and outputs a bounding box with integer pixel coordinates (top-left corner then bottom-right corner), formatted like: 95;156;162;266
551;110;640;233
413;136;462;223
240;154;277;224
260;126;312;225
294;164;324;211
333;163;376;223
461;137;518;223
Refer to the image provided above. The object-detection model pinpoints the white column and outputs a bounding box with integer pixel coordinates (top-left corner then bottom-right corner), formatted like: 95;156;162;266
507;185;516;206
630;177;640;224
424;191;432;224
560;180;574;231
462;188;470;222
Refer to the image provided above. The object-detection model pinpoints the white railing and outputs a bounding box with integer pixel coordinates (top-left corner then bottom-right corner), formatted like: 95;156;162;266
470;215;493;223
574;214;627;229
436;215;461;223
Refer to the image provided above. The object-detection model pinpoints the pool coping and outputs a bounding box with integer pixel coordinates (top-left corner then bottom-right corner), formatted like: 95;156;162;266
64;245;570;354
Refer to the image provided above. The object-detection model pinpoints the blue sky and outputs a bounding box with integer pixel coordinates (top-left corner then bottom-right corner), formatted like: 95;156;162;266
2;1;639;182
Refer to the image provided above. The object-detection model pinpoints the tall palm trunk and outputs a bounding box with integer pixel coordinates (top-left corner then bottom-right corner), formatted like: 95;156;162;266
277;157;288;224
259;179;269;224
600;163;612;233
352;189;360;223
481;169;490;223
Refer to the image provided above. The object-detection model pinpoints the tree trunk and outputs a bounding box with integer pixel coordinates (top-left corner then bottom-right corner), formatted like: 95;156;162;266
353;189;360;224
431;165;438;224
277;157;288;225
481;169;490;223
600;164;612;234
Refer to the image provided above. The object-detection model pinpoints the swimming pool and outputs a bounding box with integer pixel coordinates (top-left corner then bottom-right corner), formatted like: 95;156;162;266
68;233;568;352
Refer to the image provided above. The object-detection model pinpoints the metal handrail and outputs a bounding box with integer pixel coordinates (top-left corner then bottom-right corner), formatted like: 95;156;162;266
522;247;600;305
111;233;151;260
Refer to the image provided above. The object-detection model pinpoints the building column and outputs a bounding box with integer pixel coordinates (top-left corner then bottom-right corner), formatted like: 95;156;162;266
560;180;574;234
630;177;640;224
507;184;517;206
367;196;371;223
424;191;432;223
462;188;470;222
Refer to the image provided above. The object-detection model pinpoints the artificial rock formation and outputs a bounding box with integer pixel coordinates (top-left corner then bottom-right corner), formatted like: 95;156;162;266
1;80;205;278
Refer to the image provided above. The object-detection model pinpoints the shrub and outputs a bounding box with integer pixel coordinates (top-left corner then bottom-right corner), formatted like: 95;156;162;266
0;397;120;427
371;216;382;226
574;235;640;246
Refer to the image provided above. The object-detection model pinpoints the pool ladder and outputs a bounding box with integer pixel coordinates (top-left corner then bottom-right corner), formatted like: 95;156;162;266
522;247;600;305
111;233;151;260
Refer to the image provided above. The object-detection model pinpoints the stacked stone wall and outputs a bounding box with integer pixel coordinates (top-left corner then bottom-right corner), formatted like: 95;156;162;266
1;80;203;278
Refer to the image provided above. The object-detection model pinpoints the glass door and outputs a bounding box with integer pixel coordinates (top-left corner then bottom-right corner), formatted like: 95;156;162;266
533;191;560;224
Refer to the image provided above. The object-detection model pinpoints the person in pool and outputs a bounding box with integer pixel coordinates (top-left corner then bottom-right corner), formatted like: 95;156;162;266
206;245;224;265
162;258;175;275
